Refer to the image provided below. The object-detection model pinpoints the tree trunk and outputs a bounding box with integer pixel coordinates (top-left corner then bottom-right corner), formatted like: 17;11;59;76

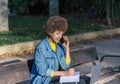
106;10;112;26
106;0;112;26
0;0;9;32
49;0;59;17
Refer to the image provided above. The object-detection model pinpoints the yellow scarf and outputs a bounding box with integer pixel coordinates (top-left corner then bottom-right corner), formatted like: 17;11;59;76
49;41;56;52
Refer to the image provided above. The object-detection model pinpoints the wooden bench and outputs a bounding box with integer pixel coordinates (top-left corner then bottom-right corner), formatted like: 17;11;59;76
0;59;33;84
0;46;99;84
70;45;98;67
95;55;120;84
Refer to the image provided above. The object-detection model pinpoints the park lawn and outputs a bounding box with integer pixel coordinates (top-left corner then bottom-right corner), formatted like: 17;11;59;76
0;15;109;46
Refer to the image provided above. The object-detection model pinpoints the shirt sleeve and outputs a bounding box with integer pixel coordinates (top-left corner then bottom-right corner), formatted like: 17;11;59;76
50;71;54;78
65;58;71;64
34;47;53;77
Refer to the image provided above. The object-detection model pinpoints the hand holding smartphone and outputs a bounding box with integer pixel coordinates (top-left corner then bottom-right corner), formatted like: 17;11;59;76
60;36;70;50
60;36;67;44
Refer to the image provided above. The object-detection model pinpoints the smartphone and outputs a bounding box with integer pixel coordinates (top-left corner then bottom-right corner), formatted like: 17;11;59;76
60;36;66;44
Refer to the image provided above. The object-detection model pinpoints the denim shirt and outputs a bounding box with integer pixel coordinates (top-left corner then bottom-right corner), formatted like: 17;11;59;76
30;37;70;84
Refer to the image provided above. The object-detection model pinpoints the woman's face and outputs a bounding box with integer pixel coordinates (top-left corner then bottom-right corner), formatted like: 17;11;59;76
49;30;64;43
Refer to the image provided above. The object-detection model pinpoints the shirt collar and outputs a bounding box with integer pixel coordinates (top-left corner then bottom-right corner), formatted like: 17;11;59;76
45;36;54;52
44;36;63;55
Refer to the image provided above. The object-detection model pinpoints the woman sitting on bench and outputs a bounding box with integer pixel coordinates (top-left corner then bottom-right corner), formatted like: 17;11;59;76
30;16;75;84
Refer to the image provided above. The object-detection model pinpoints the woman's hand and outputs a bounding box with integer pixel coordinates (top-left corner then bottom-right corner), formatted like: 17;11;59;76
65;68;75;76
62;36;69;49
52;68;75;77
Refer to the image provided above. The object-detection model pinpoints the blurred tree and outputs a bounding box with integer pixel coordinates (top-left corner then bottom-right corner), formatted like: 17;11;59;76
8;0;28;15
95;0;120;25
60;0;95;18
0;0;9;31
28;0;48;15
63;0;85;14
8;0;49;15
49;0;59;17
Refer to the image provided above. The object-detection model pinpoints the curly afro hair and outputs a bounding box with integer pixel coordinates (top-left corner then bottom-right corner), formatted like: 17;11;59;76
43;16;68;35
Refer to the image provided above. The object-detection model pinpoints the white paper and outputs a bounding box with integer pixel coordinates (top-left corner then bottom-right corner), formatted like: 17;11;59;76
59;72;80;83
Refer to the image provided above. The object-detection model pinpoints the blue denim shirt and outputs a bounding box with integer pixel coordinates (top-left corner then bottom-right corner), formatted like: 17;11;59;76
30;37;70;84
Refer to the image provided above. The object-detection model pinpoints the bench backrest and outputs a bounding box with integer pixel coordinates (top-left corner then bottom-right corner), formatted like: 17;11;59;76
0;59;33;84
70;45;98;66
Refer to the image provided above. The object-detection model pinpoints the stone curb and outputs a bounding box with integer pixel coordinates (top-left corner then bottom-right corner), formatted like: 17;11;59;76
69;28;120;42
0;28;120;57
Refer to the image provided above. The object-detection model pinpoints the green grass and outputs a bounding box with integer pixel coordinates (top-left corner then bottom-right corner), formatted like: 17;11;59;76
0;16;109;46
0;16;47;45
